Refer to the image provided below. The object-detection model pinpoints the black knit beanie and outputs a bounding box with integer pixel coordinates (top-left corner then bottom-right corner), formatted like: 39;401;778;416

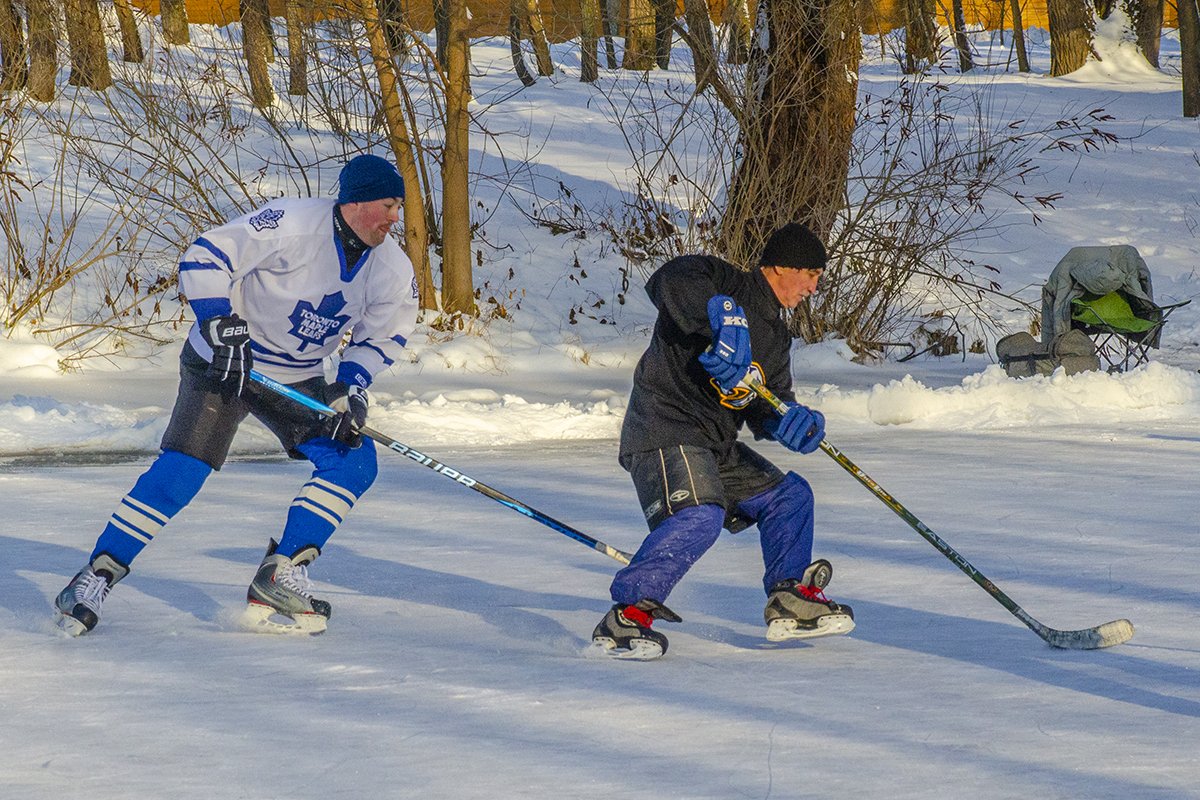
759;223;827;270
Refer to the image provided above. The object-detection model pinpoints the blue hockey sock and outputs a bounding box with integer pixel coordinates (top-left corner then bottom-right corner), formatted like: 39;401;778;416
276;438;378;558
90;450;212;566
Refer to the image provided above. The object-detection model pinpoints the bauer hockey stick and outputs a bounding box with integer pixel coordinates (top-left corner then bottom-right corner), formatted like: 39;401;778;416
742;375;1134;650
249;370;634;565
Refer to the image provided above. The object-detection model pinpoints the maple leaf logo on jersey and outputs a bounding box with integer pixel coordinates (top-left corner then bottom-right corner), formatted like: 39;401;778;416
248;208;285;231
288;292;351;352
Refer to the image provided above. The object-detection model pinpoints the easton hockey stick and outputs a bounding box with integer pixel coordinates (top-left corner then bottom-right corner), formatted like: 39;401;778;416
249;370;633;565
742;375;1134;650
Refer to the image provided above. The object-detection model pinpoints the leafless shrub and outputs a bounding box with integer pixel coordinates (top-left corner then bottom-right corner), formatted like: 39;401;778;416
521;71;732;282
816;80;1119;353
530;64;1119;357
0;19;452;365
1;89;183;367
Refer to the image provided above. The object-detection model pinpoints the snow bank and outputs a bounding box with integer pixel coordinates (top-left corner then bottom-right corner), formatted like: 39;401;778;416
808;362;1200;429
3;360;1195;455
0;331;61;378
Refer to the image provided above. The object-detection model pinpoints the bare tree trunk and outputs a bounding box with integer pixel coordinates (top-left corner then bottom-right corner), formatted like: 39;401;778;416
64;0;112;89
264;15;277;64
623;0;656;69
602;0;618;68
160;0;190;45
379;0;409;59
722;0;860;276
241;0;275;108
0;0;28;90
903;0;939;73
653;0;674;69
442;0;473;315
112;0;144;62
1123;0;1163;67
1047;0;1095;76
950;0;974;71
433;0;449;68
26;0;55;101
1010;0;1030;71
524;0;554;76
580;0;601;83
724;0;751;65
509;1;537;86
285;0;308;95
357;0;436;309
681;0;717;90
1182;0;1200;116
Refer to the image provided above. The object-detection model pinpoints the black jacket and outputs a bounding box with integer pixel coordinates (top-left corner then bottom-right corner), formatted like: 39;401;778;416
619;254;797;462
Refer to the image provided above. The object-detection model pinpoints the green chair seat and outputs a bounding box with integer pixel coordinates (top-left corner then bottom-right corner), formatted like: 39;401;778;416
1071;291;1157;333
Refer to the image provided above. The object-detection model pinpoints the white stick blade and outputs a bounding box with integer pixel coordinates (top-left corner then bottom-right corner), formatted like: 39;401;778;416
1044;619;1135;650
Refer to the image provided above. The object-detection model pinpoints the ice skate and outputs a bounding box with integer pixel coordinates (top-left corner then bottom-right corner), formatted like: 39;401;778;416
241;539;331;635
764;559;855;641
55;553;129;636
590;599;681;660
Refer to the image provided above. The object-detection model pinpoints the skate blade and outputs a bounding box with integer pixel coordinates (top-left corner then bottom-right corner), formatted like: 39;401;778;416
587;636;664;661
766;613;855;642
238;603;328;636
55;613;89;637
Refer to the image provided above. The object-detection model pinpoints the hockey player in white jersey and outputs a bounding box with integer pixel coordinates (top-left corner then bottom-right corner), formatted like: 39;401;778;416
54;154;419;636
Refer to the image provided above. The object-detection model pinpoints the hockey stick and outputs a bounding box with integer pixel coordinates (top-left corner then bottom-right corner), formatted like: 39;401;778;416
248;369;634;565
742;375;1134;650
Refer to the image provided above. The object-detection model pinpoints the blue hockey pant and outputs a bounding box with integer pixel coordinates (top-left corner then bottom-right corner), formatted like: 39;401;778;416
610;468;816;605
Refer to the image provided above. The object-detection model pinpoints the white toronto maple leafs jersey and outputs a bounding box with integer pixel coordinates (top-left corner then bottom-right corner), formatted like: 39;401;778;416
179;197;419;387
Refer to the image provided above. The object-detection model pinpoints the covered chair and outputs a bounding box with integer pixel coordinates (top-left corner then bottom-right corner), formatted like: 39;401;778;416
1041;245;1190;372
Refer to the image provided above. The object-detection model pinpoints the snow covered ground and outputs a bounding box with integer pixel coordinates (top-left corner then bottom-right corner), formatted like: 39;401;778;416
2;16;1200;800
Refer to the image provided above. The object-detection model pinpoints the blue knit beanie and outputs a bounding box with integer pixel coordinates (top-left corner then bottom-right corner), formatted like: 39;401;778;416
337;154;406;204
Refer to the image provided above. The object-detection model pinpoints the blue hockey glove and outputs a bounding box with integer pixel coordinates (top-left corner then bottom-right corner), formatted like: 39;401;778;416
697;294;752;392
324;382;369;448
199;314;252;399
766;402;825;454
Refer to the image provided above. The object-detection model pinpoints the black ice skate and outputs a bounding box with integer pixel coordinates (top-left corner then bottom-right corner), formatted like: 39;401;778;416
55;553;130;636
241;539;331;635
764;559;855;641
590;598;681;660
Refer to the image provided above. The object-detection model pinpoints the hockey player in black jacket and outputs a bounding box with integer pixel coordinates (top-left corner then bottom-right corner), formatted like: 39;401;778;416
592;223;854;660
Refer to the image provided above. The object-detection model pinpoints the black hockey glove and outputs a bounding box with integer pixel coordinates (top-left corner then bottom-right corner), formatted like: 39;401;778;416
200;314;252;399
324;382;369;448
